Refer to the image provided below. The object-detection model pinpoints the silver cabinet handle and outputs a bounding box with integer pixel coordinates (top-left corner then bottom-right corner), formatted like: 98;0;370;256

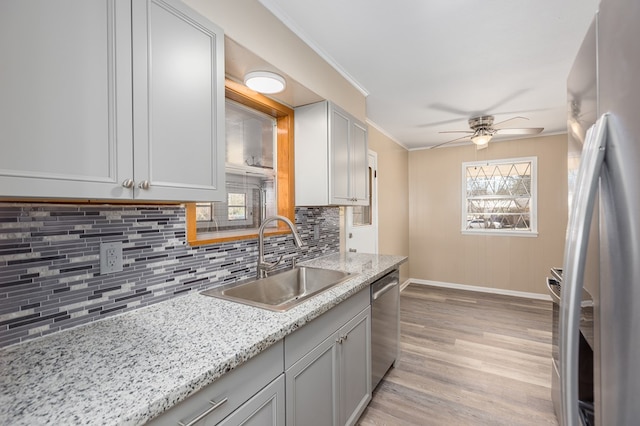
177;397;228;426
122;179;134;189
138;180;151;190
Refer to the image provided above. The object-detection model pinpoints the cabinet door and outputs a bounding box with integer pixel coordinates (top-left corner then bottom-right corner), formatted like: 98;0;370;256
0;0;133;199
286;335;339;426
339;307;371;426
218;375;285;426
330;106;352;204
350;121;369;205
132;0;225;201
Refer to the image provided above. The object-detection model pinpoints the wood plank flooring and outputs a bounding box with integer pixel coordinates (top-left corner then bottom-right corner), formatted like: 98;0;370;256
358;283;558;426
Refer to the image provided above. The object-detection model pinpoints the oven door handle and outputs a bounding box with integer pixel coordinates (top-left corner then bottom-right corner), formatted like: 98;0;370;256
546;278;561;304
560;113;608;426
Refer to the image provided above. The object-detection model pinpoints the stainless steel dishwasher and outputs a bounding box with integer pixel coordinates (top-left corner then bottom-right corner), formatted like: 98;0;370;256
370;269;400;390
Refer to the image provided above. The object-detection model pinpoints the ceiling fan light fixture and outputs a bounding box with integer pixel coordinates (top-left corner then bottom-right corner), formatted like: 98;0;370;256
471;130;492;146
244;71;286;94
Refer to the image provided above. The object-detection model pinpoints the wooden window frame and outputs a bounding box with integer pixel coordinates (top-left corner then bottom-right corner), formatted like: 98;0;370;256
186;79;295;246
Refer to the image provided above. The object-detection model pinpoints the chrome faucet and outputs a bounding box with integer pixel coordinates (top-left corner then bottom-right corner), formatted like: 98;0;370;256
257;215;304;279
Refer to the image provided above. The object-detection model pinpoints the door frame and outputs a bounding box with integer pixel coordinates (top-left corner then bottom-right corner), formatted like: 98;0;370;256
344;150;378;254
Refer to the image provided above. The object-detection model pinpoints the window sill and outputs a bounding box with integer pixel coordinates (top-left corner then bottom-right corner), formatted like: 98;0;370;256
461;229;539;237
188;228;294;246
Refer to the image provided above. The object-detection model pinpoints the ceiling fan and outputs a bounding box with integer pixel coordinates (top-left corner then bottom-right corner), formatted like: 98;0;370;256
430;115;544;149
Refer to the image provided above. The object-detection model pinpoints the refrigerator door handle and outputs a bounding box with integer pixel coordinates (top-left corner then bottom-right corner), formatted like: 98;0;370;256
560;113;608;426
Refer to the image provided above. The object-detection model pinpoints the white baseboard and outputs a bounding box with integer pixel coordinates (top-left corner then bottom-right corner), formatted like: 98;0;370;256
400;279;412;292
405;278;552;301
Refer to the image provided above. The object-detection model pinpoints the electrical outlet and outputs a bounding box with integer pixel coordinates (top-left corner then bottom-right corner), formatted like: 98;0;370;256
100;242;123;274
314;224;320;240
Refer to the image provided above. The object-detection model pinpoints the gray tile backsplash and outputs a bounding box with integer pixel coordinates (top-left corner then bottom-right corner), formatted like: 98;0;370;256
0;204;339;347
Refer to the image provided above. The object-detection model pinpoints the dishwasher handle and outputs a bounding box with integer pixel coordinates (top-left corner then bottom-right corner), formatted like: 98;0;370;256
372;280;398;300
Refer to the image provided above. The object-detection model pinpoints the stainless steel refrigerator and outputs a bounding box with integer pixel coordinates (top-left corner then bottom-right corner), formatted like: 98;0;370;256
563;0;640;424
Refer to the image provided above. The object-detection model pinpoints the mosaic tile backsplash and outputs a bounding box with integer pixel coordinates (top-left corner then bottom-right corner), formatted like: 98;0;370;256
0;204;340;348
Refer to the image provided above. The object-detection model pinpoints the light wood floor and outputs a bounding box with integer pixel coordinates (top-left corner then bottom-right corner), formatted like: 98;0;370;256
358;283;558;426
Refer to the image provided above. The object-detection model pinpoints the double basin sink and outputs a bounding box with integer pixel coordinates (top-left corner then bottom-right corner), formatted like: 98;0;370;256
202;266;354;312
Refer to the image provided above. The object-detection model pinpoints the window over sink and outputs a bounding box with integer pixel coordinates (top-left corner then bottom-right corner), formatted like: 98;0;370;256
186;79;295;245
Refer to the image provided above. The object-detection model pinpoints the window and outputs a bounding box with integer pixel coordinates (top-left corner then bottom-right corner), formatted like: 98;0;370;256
186;79;295;245
462;157;537;236
227;193;247;220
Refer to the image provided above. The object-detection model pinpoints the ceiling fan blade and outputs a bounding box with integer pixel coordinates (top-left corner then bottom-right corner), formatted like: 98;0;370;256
438;130;474;134
429;134;472;149
493;116;530;128
494;127;544;135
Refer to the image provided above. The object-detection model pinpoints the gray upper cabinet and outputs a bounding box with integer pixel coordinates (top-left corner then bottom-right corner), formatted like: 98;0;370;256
0;0;225;202
295;101;369;206
131;0;225;201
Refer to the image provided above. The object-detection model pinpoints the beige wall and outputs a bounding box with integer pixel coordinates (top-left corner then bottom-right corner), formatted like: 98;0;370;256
181;0;568;296
408;134;568;295
368;126;410;284
184;0;366;121
185;0;414;275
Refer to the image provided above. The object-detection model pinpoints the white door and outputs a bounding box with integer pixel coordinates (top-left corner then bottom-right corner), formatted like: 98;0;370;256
346;151;378;254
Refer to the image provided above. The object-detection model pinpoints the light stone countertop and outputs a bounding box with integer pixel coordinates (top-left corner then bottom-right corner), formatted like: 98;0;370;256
0;252;407;425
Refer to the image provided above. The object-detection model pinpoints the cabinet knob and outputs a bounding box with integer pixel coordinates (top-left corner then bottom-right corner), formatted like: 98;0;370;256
138;180;151;190
122;179;135;189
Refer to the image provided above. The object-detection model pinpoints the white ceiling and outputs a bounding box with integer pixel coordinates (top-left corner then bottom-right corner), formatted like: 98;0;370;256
257;0;599;150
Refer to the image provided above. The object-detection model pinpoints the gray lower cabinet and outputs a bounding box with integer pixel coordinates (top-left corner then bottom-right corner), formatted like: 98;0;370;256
148;341;284;426
218;375;285;426
285;288;371;426
150;288;372;426
339;308;372;426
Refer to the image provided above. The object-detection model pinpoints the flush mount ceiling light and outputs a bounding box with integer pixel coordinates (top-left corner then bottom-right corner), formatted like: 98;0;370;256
244;71;286;94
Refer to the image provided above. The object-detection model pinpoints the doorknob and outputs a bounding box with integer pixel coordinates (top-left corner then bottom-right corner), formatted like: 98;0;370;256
348;233;353;238
349;248;357;253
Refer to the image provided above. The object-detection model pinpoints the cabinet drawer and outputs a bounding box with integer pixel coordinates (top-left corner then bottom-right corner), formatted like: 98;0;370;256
218;374;285;426
284;288;369;369
148;341;283;425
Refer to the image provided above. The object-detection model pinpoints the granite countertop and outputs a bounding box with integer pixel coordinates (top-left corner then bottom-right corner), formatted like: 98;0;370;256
0;252;406;425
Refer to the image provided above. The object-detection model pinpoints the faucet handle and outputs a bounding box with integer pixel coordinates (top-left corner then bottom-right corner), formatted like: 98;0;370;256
269;255;284;270
259;255;284;278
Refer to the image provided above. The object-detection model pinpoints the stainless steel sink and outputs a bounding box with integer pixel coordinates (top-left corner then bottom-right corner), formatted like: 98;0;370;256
201;266;354;311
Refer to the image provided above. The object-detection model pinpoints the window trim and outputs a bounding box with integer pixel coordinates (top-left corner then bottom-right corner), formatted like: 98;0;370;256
461;156;538;237
186;79;295;246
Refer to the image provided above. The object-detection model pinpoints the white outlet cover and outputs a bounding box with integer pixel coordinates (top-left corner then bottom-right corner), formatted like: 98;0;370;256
100;242;123;275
